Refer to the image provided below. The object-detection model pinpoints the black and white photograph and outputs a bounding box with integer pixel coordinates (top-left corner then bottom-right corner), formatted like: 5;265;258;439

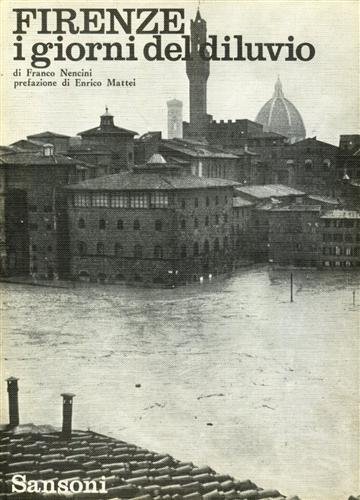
0;1;359;499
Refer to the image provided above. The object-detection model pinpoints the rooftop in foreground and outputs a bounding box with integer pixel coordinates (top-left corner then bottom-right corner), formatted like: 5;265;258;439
0;424;298;500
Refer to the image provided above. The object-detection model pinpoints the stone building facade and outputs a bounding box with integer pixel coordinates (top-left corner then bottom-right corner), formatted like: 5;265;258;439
0;145;90;278
65;155;237;285
321;210;360;268
268;206;321;267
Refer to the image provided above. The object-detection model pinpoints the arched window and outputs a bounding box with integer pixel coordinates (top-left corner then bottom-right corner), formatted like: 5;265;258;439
181;219;186;229
193;242;199;256
205;216;209;226
78;241;87;256
78;218;85;229
194;218;199;229
204;240;209;254
180;245;187;257
133;219;140;230
99;219;106;230
117;219;124;230
214;238;220;252
154;245;163;258
114;243;123;256
323;159;331;168
155;220;162;231
134;244;142;258
305;159;313;169
97;242;104;255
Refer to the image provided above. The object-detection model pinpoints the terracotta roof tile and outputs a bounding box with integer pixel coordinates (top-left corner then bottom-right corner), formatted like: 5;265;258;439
0;427;297;499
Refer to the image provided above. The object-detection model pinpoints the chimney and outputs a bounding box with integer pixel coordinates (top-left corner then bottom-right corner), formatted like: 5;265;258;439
6;377;19;427
61;393;75;439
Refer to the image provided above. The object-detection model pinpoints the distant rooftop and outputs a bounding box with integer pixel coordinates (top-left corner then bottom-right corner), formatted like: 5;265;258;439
235;184;305;200
161;139;239;159
66;170;239;192
0;424;295;500
233;196;254;208
321;210;360;219
27;131;70;139
0;150;81;166
269;205;321;212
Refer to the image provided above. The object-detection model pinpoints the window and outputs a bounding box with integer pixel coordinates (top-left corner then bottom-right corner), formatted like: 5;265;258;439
180;245;187;257
130;192;149;208
345;234;353;243
323;159;331;169
224;213;228;223
180;219;186;229
193;242;199;256
97;242;105;255
225;195;228;204
215;195;219;205
92;192;109;207
46;223;52;231
133;219;140;230
155;220;162;231
150;192;168;208
214;214;219;225
44;205;52;213
117;219;124;230
204;240;210;254
205;216;209;226
32;244;37;251
111;193;128;208
114;243;123;257
47;245;52;252
345;247;352;256
78;218;85;229
134;244;142;258
194;218;199;229
214;238;220;252
223;236;229;249
78;241;87;256
305;159;313;169
74;193;89;209
194;198;199;208
99;219;106;230
206;196;210;207
128;151;133;161
181;199;186;209
154;245;163;258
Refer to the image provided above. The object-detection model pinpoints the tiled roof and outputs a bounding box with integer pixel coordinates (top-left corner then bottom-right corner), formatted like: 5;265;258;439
321;209;360;219
65;172;239;191
78;125;137;137
161;141;239;159
269;205;321;212
233;197;254;208
0;151;81;166
307;195;339;206
235;185;305;200
0;425;295;500
27;131;70;139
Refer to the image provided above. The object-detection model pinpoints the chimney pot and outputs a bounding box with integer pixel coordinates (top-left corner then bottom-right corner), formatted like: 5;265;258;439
61;393;75;439
6;377;19;428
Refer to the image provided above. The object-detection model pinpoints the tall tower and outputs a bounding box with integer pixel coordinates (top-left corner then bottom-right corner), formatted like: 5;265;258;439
167;99;183;139
186;9;210;139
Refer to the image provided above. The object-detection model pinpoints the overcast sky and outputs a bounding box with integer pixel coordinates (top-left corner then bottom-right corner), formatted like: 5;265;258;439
1;0;359;146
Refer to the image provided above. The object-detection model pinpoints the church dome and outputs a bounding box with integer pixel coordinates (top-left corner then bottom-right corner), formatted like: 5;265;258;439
256;78;306;143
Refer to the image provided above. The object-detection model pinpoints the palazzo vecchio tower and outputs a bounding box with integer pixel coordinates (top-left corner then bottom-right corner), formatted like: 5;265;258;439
186;9;210;138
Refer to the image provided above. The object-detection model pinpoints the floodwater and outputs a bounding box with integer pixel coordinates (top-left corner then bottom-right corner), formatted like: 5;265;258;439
1;267;359;500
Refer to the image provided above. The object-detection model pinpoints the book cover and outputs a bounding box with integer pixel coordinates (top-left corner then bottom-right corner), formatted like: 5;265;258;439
0;1;359;499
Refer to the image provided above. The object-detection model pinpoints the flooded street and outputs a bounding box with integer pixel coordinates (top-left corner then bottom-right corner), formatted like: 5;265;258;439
1;267;359;500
